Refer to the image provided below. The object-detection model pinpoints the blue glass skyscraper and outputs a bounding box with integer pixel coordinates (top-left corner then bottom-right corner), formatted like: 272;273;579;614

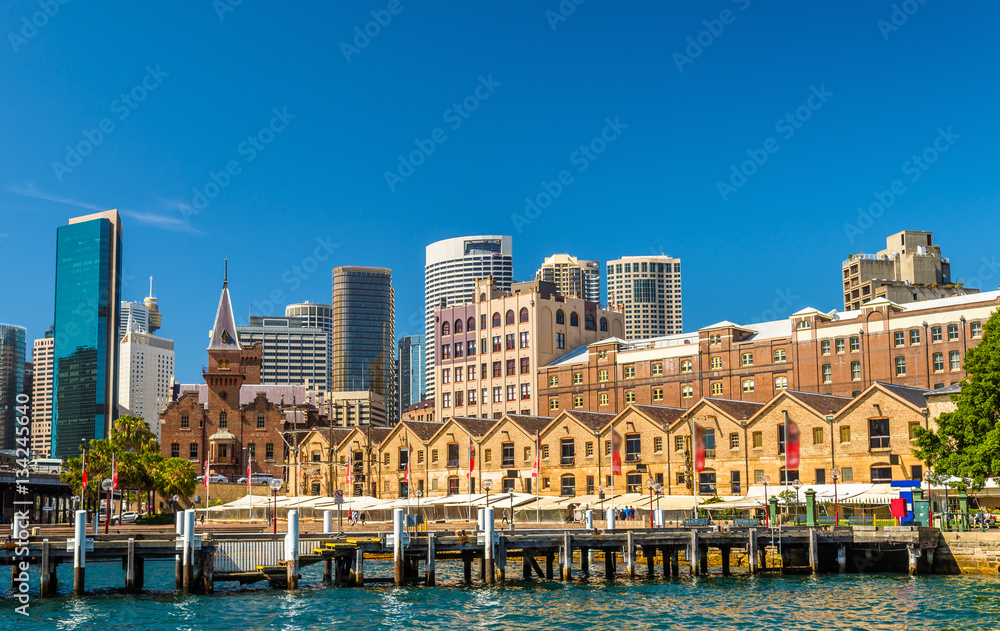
0;323;26;451
51;210;123;459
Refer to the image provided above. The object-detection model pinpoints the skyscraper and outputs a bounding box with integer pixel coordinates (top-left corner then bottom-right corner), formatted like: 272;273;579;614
237;315;329;392
118;317;174;438
284;302;333;386
332;267;396;422
425;236;513;397
30;330;54;457
397;334;426;411
51;210;123;459
0;324;27;451
536;254;601;303
606;254;682;340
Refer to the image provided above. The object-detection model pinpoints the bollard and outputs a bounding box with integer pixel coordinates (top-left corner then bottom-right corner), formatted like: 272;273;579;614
126;538;137;593
393;508;404;586
426;532;436;586
626;531;635;578
73;510;87;596
92;511;98;536
485;507;495;584
40;539;51;597
323;510;334;534
175;511;185;589
689;530;699;576
355;547;365;586
748;529;758;575
562;531;572;581
808;529;819;574
606;508;616;530
585;509;594;530
182;509;196;593
477;508;486;532
837;545;847;573
285;509;300;590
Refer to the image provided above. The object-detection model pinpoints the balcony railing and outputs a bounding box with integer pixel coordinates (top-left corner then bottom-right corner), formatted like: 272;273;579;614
625;453;641;463
561;457;575;466
705;449;716;460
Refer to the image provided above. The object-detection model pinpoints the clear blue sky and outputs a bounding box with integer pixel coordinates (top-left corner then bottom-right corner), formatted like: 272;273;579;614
2;1;999;383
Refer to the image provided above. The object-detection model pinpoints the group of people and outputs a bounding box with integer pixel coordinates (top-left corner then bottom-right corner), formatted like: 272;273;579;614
614;506;638;521
347;510;367;526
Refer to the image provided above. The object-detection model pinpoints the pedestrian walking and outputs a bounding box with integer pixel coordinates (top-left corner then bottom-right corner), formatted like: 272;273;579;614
501;508;509;525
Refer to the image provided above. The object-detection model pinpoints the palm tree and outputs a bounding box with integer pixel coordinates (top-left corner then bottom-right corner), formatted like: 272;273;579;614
154;458;197;510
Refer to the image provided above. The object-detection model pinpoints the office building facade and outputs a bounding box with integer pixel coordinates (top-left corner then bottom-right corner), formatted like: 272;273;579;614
332;267;396;422
536;254;601;303
30;333;54;457
606;255;682;340
0;324;27;451
425;236;513;397
398;334;426;411
118;321;175;438
843;230;977;311
51;210;123;459
237;315;329;392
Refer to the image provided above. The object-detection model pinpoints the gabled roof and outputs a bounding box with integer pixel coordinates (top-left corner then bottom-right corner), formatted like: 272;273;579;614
208;276;241;351
504;414;553;436
441;416;498;439
562;410;616;432
627;404;687;428
589;337;627;347
781;390;853;415
872;382;932;410
302;427;353;449
700;320;754;332
677;398;765;428
398;420;444;442
338;426;392;449
926;383;962;397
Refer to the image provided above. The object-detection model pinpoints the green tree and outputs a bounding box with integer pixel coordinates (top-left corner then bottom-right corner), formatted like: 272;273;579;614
915;308;1000;487
154;457;198;505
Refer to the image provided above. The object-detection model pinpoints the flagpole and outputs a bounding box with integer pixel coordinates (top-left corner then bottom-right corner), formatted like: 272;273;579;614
467;434;473;525
535;431;539;525
248;452;253;524
610;419;615;521
205;457;210;524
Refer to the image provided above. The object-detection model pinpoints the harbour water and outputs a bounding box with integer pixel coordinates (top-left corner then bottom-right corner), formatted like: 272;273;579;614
3;557;999;630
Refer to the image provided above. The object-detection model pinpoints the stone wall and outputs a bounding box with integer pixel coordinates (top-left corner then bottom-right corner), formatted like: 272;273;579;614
933;530;1000;574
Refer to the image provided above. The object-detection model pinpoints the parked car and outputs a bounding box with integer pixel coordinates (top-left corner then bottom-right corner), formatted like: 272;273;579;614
197;473;229;483
111;511;140;525
237;473;280;485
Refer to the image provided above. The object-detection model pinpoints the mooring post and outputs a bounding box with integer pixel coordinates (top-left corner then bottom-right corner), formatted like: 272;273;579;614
323;557;333;584
808;528;819;574
92;511;98;536
837;545;847;573
925;548;935;573
463;551;473;584
604;548;615;580
562;531;572;581
671;548;680;577
581;546;590;575
126;538;137;593
660;546;668;578
606;508;616;530
689;530;699;576
202;547;214;594
721;546;731;576
393;508;404;586
522;548;532;579
73;509;86;596
485;507;495;584
183;509;196;593
626;531;635;578
585;509;595;568
40;539;51;597
748;529;758;575
545;552;554;580
174;511;184;589
646;546;655;577
908;545;920;576
323;510;333;534
426;532;436;586
498;535;507;582
285;509;300;590
354;547;364;586
477;508;485;532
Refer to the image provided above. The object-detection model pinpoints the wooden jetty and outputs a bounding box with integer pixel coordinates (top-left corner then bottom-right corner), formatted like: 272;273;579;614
2;507;942;596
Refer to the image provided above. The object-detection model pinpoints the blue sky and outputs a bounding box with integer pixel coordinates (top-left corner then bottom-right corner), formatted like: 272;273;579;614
2;1;999;383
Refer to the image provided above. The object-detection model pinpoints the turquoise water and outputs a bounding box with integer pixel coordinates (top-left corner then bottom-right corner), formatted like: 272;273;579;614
3;558;1000;630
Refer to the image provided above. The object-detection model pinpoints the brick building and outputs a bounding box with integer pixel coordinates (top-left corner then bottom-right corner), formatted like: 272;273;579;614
539;290;999;415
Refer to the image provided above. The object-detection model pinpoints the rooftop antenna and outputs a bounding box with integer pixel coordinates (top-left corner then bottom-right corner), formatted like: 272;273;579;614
224;259;228;287
148;276;153;298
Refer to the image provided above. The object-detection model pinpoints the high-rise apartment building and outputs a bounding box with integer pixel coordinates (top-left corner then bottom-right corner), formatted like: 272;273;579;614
434;277;624;421
0;324;27;451
284;302;333;385
118;319;175;438
536;254;601;303
30;331;54;457
332;267;396;422
236;315;329;392
51;210;123;459
843;230;978;311
606;255;682;340
398;334;426;411
425;236;513;397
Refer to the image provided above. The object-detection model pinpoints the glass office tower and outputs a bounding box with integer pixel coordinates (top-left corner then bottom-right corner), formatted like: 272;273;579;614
397;333;426;411
331;267;396;423
0;324;26;451
51;210;123;459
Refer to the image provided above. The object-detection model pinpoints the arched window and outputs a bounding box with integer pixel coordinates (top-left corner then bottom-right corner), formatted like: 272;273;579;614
556;310;565;325
455;319;463;333
560;475;576;497
505;310;515;325
218;412;228;429
600;317;608;332
441;321;450;336
467;317;476;331
493;312;501;327
585;314;595;331
570;312;579;327
519;307;529;323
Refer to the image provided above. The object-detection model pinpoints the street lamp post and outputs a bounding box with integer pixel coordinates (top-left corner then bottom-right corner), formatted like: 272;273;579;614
792;479;801;525
831;468;841;526
269;479;283;535
101;479;113;533
762;475;771;527
484;479;493;526
654;483;663;517
646;479;655;528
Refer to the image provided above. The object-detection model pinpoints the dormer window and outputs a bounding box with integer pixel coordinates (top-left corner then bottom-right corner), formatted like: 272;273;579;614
796;320;811;329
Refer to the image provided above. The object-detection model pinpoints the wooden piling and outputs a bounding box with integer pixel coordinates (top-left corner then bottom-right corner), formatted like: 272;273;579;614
580;546;589;575
463;551;473;584
285;510;299;591
908;545;920;576
323;558;332;584
808;529;819;574
522;549;532;580
660;546;669;578
604;548;615;580
646;546;655;577
479;555;486;582
182;510;195;594
485;507;495;584
174;511;184;590
837;545;847;573
721;546;730;576
700;548;708;575
626;531;635;578
73;509;86;596
561;532;572;581
670;549;679;577
545;552;554;580
40;540;51;597
498;536;507;583
748;529;758;575
202;548;214;594
426;533;436;586
126;539;137;593
393;508;404;587
355;548;364;586
689;531;699;576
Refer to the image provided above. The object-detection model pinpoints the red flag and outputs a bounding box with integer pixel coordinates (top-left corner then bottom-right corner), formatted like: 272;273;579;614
693;424;706;473
81;452;88;491
611;432;622;476
111;453;118;490
531;440;539;479
246;455;252;490
404;443;411;484
467;441;475;479
204;458;210;489
785;419;800;470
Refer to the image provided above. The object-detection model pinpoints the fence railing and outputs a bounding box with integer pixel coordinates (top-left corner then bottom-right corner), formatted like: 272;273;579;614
213;538;324;573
